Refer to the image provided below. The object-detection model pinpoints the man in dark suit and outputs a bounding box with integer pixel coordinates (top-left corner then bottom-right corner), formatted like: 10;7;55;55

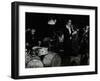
61;20;73;66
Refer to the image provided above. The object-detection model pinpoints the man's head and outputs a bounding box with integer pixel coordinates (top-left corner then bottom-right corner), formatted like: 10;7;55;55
67;19;72;26
31;29;36;35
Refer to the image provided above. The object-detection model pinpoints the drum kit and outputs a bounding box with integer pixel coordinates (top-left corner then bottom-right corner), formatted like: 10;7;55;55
26;46;62;68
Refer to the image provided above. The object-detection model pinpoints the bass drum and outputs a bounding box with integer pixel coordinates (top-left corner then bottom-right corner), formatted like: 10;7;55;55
43;52;61;67
27;56;43;68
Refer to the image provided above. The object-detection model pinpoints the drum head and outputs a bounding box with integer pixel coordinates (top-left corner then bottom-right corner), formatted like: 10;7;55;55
27;59;43;68
43;52;61;67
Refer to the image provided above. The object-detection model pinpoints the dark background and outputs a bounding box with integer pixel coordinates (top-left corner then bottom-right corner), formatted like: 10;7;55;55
26;12;89;39
26;12;89;30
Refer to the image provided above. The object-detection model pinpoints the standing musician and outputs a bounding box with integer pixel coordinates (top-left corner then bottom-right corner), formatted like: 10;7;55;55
65;20;73;55
65;20;74;40
65;20;79;39
61;19;74;66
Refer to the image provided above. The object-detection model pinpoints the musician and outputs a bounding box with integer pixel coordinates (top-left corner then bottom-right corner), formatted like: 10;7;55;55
26;28;39;50
61;20;73;66
65;20;73;54
79;26;89;65
65;20;74;39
